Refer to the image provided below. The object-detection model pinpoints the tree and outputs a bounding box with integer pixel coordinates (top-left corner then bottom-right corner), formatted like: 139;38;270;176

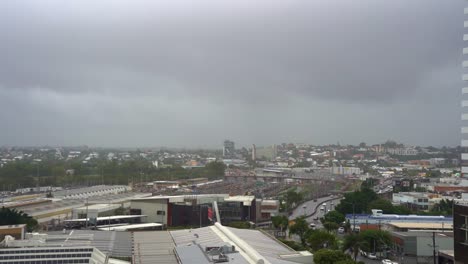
367;199;394;214
284;189;303;211
271;215;289;232
322;211;345;225
342;233;368;261
289;216;309;246
227;221;251;229
358;230;392;253
313;249;353;264
323;222;339;233
307;230;338;251
0;207;38;232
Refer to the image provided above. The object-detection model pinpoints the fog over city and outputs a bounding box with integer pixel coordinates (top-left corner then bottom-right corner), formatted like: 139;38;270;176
0;0;464;148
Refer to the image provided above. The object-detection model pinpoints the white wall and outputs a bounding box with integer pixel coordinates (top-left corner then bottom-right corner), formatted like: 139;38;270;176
130;200;168;224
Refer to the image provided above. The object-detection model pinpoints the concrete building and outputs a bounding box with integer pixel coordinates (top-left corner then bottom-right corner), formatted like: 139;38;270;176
331;166;361;175
71;203;121;219
0;225;26;241
223;140;235;158
463;6;468;177
130;194;279;227
391;232;453;264
454;203;468;264
252;144;257;161
392;192;430;211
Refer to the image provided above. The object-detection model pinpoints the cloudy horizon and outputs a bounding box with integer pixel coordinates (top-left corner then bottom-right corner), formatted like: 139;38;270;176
0;0;465;148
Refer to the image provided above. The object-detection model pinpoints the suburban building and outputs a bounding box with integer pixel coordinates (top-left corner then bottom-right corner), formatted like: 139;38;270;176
392;192;430;211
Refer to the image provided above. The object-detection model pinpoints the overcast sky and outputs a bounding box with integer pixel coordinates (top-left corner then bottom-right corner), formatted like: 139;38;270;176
0;0;465;148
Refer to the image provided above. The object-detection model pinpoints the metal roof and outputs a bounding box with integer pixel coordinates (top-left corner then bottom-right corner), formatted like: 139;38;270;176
132;231;178;264
226;227;296;264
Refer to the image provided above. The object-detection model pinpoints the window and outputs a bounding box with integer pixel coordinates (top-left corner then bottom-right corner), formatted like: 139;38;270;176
157;210;166;215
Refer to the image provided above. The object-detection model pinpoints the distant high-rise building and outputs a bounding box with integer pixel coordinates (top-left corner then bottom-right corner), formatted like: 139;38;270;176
223;140;235;158
464;6;468;177
252;144;256;161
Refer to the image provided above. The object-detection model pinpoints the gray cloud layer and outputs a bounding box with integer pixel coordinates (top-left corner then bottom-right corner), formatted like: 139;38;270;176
0;0;464;147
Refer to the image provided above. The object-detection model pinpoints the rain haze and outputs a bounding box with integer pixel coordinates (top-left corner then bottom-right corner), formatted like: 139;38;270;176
0;0;464;148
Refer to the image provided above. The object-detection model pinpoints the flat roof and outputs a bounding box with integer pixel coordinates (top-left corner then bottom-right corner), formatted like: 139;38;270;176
392;231;453;237
224;196;255;204
98;223;162;231
74;203;121;211
388;222;453;229
64;215;147;222
0;224;26;229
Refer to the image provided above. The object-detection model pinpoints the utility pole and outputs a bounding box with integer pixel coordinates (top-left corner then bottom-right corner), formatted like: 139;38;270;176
432;232;436;264
85;197;89;228
353;203;356;231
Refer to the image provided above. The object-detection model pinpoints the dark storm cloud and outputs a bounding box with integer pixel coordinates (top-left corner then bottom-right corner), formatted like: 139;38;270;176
0;0;464;147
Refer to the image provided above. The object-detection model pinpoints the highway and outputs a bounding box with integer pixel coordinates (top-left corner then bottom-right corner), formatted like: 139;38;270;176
289;195;342;223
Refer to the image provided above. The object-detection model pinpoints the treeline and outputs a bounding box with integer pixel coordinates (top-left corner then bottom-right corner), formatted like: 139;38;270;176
0;159;226;189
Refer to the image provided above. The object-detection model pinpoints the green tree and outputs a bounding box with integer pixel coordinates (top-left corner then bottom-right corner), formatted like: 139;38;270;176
323;222;339;233
358;230;392;253
322;211;345;225
271;215;289;232
367;199;394;214
289;216;309;246
227;221;251;229
342;233;368;261
313;249;353;264
284;189;304;211
0;207;38;232
307;230;338;251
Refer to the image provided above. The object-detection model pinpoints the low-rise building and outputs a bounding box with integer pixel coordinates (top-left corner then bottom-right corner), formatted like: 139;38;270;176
392;192;430;211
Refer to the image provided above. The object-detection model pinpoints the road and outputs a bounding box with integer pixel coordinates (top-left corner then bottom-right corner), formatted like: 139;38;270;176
289;195;342;223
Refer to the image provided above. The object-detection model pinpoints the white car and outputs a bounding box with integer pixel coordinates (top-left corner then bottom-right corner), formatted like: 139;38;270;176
367;253;377;260
382;260;398;264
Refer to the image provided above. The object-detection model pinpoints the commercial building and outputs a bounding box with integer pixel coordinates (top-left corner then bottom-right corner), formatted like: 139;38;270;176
346;209;453;230
71;203;122;219
454;203;468;264
0;230;132;264
391;232;453;264
130;194;279;227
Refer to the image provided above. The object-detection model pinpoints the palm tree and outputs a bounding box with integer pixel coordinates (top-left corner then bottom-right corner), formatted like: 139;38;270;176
342;233;368;261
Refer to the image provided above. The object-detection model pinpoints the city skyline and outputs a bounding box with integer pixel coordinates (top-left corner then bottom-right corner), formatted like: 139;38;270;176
0;0;464;148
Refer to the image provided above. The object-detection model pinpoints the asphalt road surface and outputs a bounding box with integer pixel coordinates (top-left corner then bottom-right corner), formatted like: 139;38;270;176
289;195;342;222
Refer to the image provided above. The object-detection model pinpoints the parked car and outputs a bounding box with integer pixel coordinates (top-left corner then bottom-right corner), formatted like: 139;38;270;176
382;260;398;264
367;253;378;260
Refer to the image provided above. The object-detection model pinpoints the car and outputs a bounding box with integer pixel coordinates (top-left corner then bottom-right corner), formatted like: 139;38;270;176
309;223;316;229
337;227;345;234
313;216;319;221
367;253;378;260
382;260;398;264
